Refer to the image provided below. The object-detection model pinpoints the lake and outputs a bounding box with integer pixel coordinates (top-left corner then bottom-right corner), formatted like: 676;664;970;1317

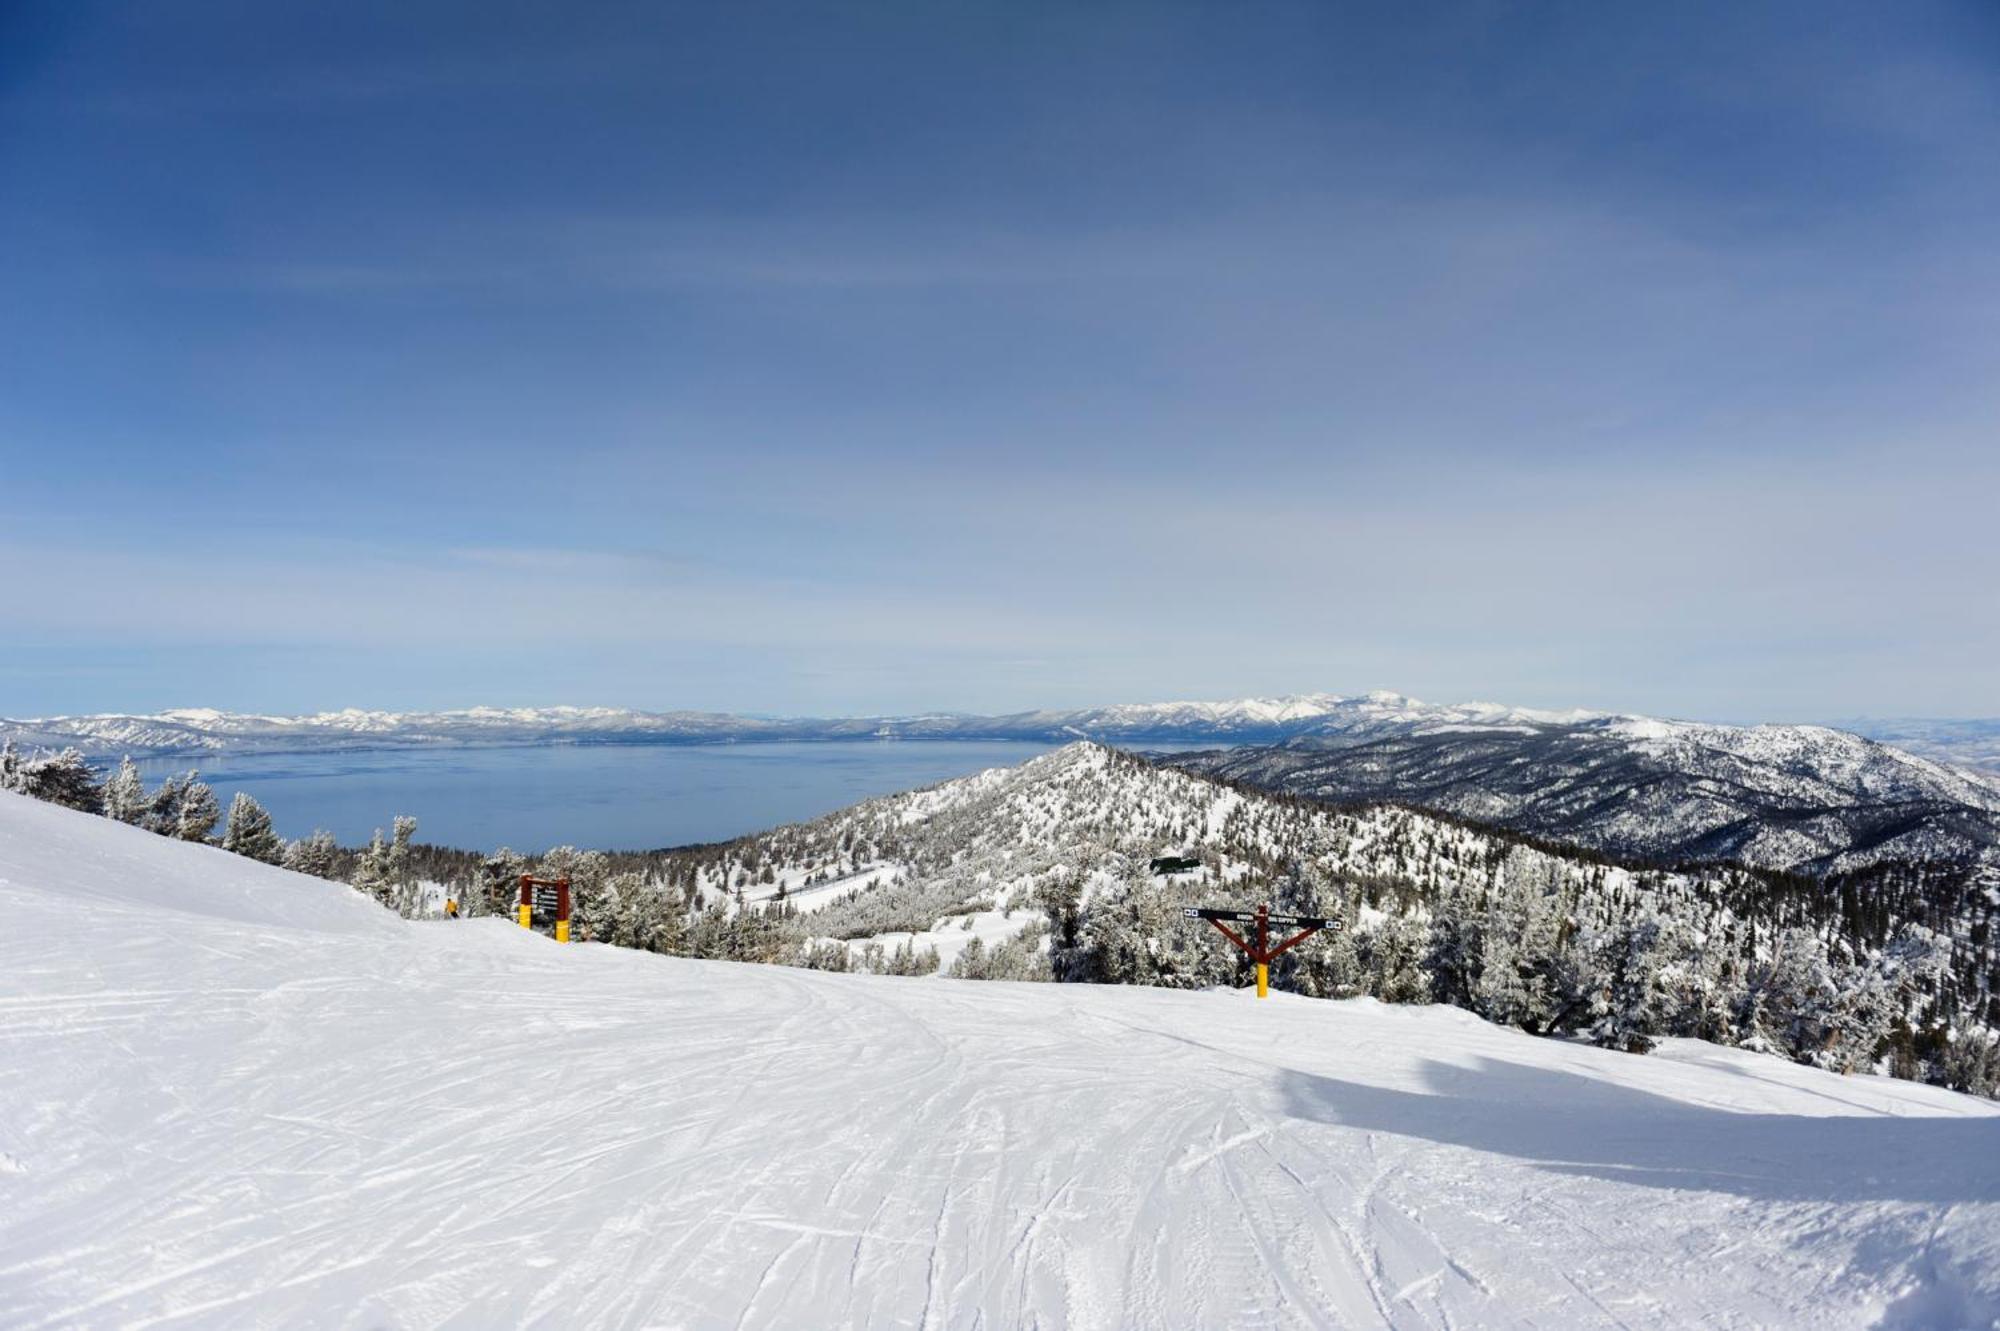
132;741;1066;852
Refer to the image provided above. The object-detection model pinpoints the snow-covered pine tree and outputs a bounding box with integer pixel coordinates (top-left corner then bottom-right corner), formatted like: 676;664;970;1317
351;829;394;907
1036;873;1090;981
142;772;185;835
103;757;146;824
880;937;939;976
1423;876;1482;1009
1276;860;1361;998
595;872;640;946
1473;849;1564;1031
1820;926;1949;1075
1584;911;1669;1053
282;829;340;879
1363;913;1430;1004
1939;1023;2000;1098
949;936;990;977
623;877;685;953
1738;927;1840;1065
4;747;105;813
476;848;528;918
221;792;284;864
174;775;220;842
1081;869;1222;990
386;815;420;915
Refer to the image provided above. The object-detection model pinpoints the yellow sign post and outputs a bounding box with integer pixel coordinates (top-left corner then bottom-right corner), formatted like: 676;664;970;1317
1182;905;1338;999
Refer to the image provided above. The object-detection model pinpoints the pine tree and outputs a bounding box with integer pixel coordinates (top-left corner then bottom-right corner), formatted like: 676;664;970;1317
103;758;147;824
351;829;394;907
221;792;284;864
1739;928;1840;1065
1423;878;1482;1008
616;876;684;954
4;747;105;813
476;848;528;918
385;815;420;915
283;829;340;879
1474;851;1563;1030
143;772;186;835
1821;926;1949;1075
1939;1023;2000;1098
596;872;640;946
1276;864;1360;998
174;776;220;842
1364;913;1430;1004
1036;873;1089;980
1585;912;1668;1053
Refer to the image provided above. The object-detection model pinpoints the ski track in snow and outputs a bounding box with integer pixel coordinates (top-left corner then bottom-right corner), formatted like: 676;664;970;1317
3;793;2000;1328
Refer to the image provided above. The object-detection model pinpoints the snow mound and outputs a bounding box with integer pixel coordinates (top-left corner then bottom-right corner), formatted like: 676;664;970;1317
3;793;1999;1328
0;791;397;936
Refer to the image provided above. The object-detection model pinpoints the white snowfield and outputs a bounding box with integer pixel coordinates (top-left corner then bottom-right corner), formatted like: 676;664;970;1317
4;792;1999;1330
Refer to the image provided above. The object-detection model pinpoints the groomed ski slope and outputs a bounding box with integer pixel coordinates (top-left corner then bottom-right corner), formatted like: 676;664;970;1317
3;792;1998;1329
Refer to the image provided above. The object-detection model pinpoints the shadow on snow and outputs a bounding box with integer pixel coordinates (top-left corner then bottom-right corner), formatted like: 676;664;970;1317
1278;1056;2000;1205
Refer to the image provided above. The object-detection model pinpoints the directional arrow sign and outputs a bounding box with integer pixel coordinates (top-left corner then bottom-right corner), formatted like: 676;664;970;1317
1266;914;1341;931
1182;907;1342;930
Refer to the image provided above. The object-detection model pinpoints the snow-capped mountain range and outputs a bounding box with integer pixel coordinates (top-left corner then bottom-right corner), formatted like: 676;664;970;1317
0;689;1869;757
1173;712;2000;876
8;691;1998;876
0;695;1430;756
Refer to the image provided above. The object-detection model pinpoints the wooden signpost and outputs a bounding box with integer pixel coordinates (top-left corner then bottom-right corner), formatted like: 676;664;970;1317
518;875;573;943
1182;904;1340;998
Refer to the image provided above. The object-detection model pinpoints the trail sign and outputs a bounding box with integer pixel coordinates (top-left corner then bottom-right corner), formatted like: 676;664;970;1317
1184;903;1340;998
518;875;573;943
1182;908;1338;930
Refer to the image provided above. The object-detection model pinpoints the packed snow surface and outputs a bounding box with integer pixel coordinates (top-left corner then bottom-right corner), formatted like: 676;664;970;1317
4;792;1999;1329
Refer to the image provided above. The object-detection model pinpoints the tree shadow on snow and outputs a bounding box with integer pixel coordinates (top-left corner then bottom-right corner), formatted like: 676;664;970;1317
1277;1057;2000;1205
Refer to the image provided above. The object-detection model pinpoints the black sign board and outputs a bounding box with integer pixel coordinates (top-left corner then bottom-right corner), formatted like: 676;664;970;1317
532;886;563;911
1182;906;1342;931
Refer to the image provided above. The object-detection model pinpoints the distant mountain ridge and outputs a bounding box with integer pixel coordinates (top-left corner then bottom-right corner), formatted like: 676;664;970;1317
0;691;1599;757
1171;713;2000;876
4;691;1996;780
8;691;1999;877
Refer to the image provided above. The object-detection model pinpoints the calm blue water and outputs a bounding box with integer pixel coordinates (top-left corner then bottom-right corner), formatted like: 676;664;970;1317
132;742;1063;852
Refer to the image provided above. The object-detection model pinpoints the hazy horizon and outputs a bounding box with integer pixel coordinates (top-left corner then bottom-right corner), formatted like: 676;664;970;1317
7;687;1997;729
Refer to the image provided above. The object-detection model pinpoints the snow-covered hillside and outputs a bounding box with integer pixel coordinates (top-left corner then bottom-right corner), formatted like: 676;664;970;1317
1177;713;2000;876
4;790;1999;1328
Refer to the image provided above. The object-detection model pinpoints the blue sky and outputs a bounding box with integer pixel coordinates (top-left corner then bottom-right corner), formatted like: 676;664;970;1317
2;1;1996;722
